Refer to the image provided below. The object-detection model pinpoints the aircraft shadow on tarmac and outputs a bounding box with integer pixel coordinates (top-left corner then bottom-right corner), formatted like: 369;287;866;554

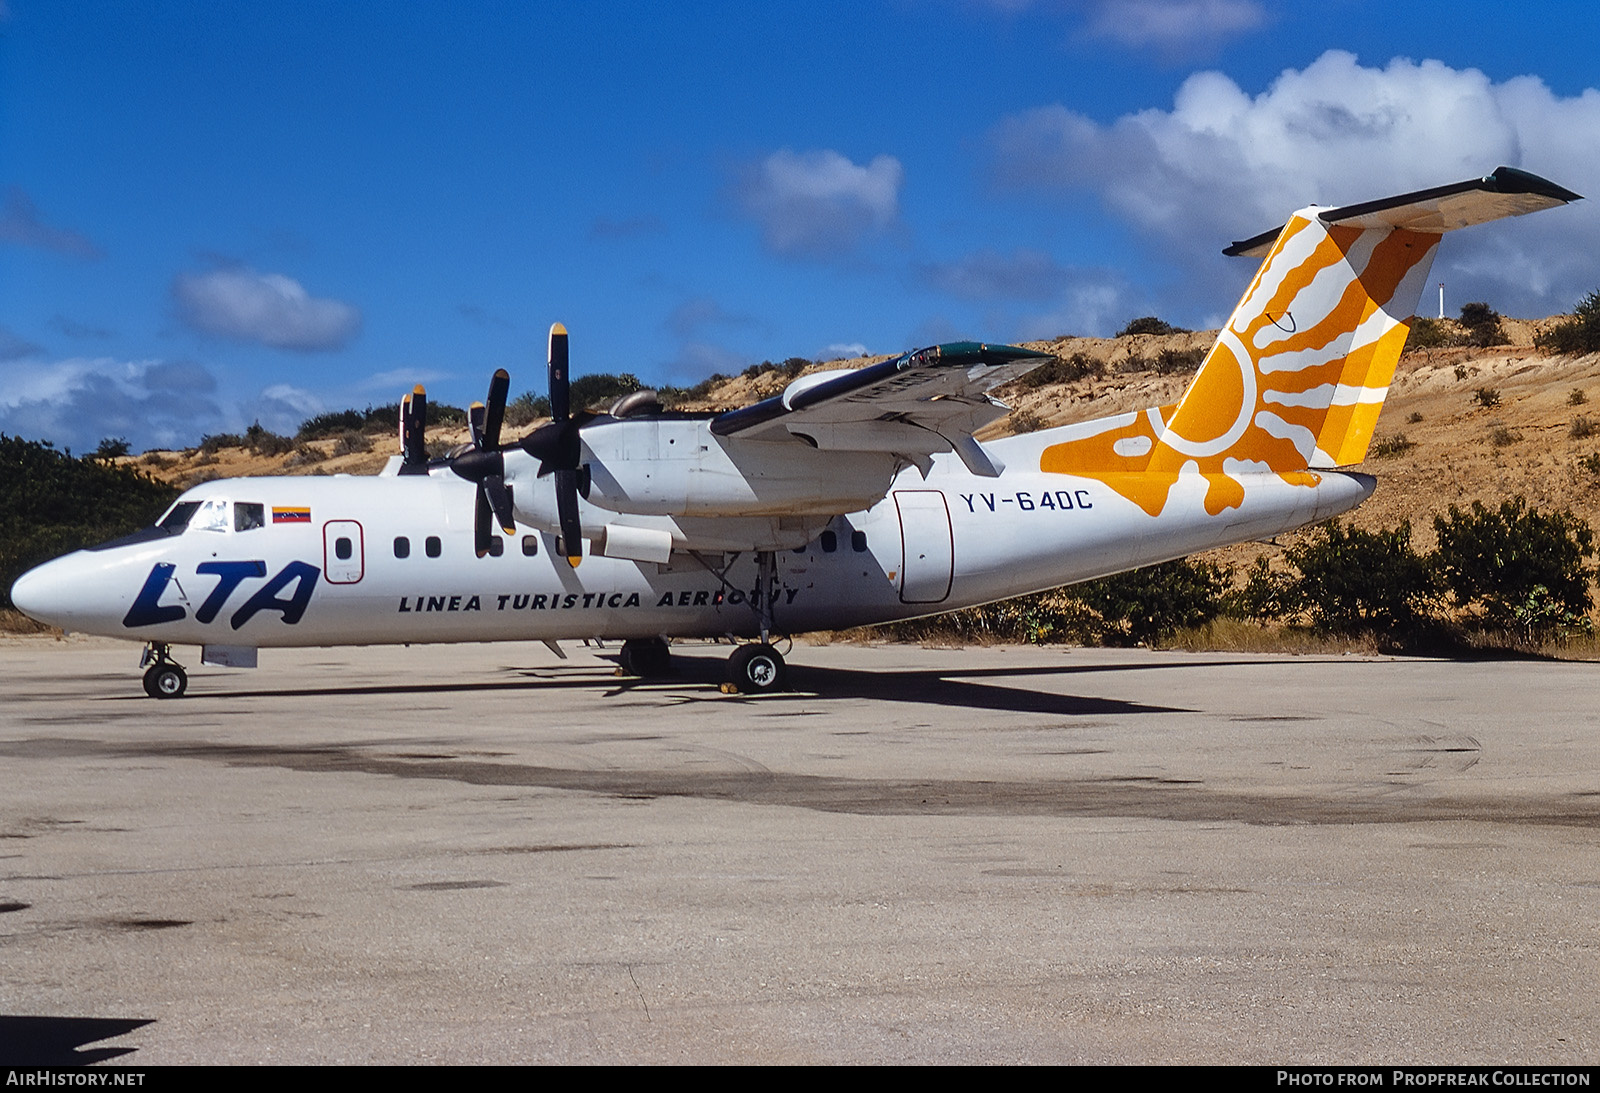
0;1015;152;1066
173;651;1198;719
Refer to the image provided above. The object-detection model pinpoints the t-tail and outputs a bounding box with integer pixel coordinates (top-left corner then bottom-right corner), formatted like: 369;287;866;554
1037;167;1580;517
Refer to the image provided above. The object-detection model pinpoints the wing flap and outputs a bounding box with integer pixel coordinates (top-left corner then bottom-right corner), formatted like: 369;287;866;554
711;342;1052;448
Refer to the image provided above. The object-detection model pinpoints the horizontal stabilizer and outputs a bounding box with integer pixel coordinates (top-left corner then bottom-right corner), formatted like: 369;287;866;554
1224;166;1582;258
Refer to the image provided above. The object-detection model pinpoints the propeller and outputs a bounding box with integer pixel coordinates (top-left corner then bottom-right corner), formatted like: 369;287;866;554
398;384;430;475
449;368;519;557
518;323;585;566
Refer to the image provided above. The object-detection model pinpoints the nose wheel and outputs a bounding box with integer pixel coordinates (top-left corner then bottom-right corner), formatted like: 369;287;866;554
140;644;188;699
726;643;786;694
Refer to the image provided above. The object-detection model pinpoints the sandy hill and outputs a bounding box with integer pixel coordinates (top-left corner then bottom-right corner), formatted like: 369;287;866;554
129;318;1600;567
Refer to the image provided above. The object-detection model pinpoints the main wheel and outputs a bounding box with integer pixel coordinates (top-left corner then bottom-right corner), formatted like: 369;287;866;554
620;638;673;678
142;663;187;699
728;643;786;694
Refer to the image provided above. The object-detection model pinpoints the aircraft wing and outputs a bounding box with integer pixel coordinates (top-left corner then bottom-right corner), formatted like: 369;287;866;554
709;341;1054;477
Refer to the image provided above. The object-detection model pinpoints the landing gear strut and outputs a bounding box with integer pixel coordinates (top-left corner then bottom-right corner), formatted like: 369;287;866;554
140;643;187;699
724;551;788;694
618;637;673;678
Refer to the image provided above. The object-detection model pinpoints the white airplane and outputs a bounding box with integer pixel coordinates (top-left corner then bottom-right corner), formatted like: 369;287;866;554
10;167;1580;698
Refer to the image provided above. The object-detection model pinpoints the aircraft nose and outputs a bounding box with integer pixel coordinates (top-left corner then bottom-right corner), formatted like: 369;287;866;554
10;554;85;628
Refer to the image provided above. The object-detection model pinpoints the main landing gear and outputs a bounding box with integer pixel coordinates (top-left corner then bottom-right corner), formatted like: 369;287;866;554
140;643;187;699
726;643;786;694
721;550;788;695
618;637;673;678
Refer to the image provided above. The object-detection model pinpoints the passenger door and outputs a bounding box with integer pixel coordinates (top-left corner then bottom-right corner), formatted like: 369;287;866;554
322;520;364;584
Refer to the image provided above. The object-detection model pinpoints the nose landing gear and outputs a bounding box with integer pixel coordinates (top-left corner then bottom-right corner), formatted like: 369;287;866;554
140;644;188;699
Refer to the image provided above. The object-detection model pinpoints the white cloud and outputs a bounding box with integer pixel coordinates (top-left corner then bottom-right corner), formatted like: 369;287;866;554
0;357;225;453
736;148;903;258
819;342;871;360
1081;0;1266;50
1016;279;1142;341
247;384;324;436
172;267;362;351
992;51;1600;316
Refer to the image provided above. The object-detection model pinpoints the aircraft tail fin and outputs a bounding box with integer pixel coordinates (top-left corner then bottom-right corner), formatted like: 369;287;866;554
1039;168;1578;516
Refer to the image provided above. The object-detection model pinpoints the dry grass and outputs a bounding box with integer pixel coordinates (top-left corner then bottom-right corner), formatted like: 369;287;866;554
0;609;63;637
1159;618;1384;656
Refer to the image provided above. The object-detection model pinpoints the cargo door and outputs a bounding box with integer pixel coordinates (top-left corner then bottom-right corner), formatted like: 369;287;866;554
894;491;953;604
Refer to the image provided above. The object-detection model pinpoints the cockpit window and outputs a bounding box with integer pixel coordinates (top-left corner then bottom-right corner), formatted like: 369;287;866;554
157;501;201;532
235;503;265;531
193;498;230;533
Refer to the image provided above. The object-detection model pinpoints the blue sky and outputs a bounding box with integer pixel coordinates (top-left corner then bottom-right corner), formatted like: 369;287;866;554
4;0;1599;452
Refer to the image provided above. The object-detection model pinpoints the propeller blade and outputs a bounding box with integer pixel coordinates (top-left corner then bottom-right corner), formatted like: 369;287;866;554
483;369;509;450
548;323;570;423
474;486;493;558
468;401;486;450
484;476;516;535
555;467;583;564
399;384;430;474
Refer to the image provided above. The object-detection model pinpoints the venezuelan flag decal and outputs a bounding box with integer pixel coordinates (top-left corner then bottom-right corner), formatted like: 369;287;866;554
272;506;311;524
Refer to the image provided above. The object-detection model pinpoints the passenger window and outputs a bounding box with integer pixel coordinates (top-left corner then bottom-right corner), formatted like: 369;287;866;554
521;535;539;557
425;536;442;558
234;503;265;531
335;537;353;560
851;530;868;552
394;536;410;559
820;530;837;553
487;536;504;557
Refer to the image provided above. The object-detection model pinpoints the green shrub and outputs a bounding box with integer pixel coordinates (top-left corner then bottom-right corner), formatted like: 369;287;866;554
1371;433;1414;457
1432;498;1594;632
1535;290;1600;355
1404;316;1455;352
1225;556;1290;621
1279;521;1438;637
1011;352;1103;391
1154;347;1205;375
1474;387;1501;409
92;437;131;461
1067;559;1231;645
296;409;365;440
1569;389;1588;407
1117;316;1183;337
244;421;295;457
0;436;179;610
1489;425;1521;447
332;431;372;456
1571;416;1596;440
1459;302;1508;348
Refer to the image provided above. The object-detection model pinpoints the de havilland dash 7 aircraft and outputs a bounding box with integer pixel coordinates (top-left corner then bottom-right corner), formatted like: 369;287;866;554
10;167;1581;697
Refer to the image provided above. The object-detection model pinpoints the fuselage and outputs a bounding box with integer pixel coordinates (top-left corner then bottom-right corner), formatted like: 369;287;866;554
11;425;1375;650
